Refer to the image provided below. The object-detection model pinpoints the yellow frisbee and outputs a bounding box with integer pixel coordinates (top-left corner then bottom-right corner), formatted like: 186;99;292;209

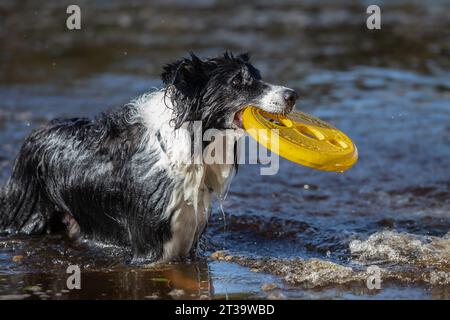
241;107;358;172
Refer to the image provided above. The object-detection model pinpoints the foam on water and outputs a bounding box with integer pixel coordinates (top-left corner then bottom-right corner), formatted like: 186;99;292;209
210;230;450;288
350;230;450;268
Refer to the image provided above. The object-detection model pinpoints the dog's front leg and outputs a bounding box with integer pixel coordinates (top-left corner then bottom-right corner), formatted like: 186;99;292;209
62;213;80;240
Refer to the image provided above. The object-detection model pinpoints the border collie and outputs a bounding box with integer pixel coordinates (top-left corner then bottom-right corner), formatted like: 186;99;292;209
0;52;298;263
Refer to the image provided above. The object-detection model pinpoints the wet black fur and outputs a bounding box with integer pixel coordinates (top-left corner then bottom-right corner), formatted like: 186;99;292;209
162;52;268;130
0;106;174;262
0;52;267;263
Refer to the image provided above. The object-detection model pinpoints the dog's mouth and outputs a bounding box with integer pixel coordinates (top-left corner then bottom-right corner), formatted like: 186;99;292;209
231;109;245;129
231;107;292;130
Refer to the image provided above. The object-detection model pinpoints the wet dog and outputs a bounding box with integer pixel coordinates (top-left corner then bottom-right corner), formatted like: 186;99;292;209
0;52;297;263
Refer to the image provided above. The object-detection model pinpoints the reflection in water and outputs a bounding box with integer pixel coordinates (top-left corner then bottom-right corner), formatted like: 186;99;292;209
0;235;213;300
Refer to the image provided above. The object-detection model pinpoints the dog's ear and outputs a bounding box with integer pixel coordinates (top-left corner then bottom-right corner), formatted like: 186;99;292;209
237;52;250;62
161;53;208;97
161;59;184;85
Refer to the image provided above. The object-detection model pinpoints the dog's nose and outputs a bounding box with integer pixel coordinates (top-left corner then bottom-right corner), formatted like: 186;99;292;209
283;89;298;108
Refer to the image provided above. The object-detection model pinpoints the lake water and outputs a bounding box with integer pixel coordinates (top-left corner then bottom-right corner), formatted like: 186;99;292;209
0;0;449;299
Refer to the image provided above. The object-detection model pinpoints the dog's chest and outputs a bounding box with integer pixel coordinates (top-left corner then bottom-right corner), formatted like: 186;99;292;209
137;94;239;261
161;162;235;262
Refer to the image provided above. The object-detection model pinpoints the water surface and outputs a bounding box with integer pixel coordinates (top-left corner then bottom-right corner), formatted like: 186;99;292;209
0;0;449;299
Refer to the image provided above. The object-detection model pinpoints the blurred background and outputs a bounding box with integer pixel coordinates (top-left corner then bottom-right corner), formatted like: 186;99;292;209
0;0;449;299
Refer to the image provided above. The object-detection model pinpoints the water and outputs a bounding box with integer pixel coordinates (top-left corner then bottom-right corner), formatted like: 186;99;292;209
0;0;449;299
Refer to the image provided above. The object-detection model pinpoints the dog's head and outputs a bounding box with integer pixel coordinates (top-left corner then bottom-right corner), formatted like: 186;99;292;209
161;52;298;130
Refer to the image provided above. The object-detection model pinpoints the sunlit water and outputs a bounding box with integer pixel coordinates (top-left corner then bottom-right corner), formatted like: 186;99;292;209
0;0;449;299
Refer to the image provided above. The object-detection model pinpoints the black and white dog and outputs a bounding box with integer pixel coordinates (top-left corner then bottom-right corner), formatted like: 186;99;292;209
0;52;297;263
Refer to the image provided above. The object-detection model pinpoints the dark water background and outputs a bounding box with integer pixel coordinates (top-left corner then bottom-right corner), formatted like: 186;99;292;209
0;0;449;299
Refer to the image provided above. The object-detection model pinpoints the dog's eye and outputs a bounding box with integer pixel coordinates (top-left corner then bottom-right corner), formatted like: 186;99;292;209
232;77;241;86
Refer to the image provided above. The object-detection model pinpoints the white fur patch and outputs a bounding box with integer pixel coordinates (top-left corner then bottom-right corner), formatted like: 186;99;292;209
257;82;292;114
134;90;239;262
